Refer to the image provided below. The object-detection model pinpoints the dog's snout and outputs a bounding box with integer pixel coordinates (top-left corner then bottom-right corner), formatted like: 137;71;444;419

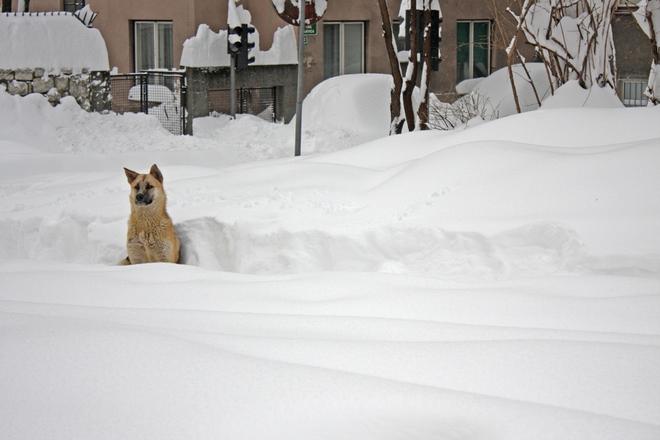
136;193;144;202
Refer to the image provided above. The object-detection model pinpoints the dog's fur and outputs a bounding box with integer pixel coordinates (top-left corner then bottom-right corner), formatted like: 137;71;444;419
120;164;180;265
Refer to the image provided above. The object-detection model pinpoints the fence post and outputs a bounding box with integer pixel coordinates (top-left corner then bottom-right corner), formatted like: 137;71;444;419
181;75;192;135
141;73;148;114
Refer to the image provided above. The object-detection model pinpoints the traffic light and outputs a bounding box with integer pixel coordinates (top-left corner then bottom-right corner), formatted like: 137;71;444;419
227;25;243;56
238;24;256;71
227;24;256;71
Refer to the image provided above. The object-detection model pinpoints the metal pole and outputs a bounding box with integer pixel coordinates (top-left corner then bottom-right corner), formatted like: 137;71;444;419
294;1;306;157
230;54;237;119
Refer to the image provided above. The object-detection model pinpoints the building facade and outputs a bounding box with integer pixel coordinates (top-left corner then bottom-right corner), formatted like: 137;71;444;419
8;0;654;104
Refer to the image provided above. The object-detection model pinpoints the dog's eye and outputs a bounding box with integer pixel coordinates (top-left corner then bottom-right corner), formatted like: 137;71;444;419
146;184;153;191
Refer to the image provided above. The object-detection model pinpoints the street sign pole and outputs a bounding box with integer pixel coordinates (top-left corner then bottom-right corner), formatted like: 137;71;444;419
230;54;236;119
294;2;306;157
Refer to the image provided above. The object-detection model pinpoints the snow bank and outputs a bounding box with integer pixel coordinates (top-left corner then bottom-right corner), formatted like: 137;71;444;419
1;265;659;440
1;74;660;440
542;80;624;109
0;12;108;72
297;74;392;147
468;63;552;117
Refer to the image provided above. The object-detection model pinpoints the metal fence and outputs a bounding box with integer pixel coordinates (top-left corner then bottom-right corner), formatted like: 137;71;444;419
110;71;188;135
208;87;278;122
619;78;649;107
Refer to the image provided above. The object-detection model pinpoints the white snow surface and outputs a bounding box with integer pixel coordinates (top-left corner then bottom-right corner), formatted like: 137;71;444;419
0;12;109;72
470;63;552;118
1;74;660;440
542;80;624;109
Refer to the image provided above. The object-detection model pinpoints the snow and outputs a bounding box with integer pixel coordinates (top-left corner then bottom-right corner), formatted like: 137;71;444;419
542;80;624;109
455;77;483;95
1;73;660;440
0;12;109;73
128;85;175;103
633;0;660;44
295;74;391;147
272;0;286;14
181;24;297;67
516;0;617;89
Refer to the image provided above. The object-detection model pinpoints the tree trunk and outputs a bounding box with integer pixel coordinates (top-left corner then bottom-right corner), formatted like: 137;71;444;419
417;7;432;130
402;0;419;132
377;0;405;134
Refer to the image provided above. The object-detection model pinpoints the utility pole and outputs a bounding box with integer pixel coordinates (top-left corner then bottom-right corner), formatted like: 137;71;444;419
294;2;305;157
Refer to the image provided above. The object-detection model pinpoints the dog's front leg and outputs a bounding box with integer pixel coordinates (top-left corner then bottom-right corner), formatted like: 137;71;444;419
127;242;149;264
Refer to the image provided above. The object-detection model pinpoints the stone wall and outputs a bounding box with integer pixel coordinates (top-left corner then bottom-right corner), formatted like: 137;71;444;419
0;68;111;112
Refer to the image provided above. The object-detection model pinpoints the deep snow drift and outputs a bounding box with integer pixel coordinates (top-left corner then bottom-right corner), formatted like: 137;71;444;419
1;78;659;440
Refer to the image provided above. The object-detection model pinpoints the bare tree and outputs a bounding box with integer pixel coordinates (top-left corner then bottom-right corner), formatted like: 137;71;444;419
417;5;433;130
508;0;618;91
633;0;660;104
402;0;420;132
377;0;406;133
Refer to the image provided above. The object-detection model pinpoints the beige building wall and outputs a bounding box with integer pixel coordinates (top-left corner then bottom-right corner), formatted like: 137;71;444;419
19;0;526;99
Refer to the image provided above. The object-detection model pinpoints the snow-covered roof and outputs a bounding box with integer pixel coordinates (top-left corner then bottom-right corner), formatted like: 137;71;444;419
0;10;109;73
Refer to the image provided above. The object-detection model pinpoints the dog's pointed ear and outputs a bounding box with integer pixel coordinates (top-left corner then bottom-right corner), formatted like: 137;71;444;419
149;164;163;183
124;167;139;184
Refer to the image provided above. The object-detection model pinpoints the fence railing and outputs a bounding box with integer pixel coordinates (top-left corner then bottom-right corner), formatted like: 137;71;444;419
109;71;188;135
208;87;278;122
618;78;649;107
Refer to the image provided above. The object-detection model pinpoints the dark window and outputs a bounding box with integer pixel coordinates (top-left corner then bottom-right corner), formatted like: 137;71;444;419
2;0;11;13
457;21;491;83
323;22;364;79
394;11;442;71
134;21;174;71
63;0;85;12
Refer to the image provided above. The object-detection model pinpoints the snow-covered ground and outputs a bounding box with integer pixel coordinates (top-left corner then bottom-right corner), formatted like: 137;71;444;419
1;78;659;440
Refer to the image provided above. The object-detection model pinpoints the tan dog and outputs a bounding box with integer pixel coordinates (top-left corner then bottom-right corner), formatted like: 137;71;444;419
120;164;180;265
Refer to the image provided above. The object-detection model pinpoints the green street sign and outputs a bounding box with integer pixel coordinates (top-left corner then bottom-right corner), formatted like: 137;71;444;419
304;23;317;35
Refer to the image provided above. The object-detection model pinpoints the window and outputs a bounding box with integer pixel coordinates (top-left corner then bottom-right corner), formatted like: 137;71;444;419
323;22;364;79
392;19;407;51
2;0;11;13
457;21;491;83
134;21;174;72
63;0;85;12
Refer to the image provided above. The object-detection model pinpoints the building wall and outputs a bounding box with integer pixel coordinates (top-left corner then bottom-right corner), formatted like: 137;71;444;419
16;0;652;104
613;10;653;80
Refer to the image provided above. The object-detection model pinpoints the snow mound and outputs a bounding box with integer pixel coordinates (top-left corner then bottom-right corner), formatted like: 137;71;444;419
298;74;392;146
0;12;108;72
1;82;660;440
0;88;369;159
469;63;552;118
542;80;624;109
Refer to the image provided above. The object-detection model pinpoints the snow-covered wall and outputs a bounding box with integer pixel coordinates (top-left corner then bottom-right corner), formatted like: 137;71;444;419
0;12;109;73
181;24;298;68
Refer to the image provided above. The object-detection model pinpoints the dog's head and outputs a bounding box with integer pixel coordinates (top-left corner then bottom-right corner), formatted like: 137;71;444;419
124;164;165;208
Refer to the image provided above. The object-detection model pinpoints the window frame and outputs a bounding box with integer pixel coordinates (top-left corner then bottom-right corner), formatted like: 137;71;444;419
133;20;174;72
456;20;492;83
62;0;85;13
323;21;366;79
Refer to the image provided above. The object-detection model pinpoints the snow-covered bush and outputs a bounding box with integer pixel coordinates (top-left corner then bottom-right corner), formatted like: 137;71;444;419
633;0;660;104
508;0;618;93
429;93;498;130
430;63;551;130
